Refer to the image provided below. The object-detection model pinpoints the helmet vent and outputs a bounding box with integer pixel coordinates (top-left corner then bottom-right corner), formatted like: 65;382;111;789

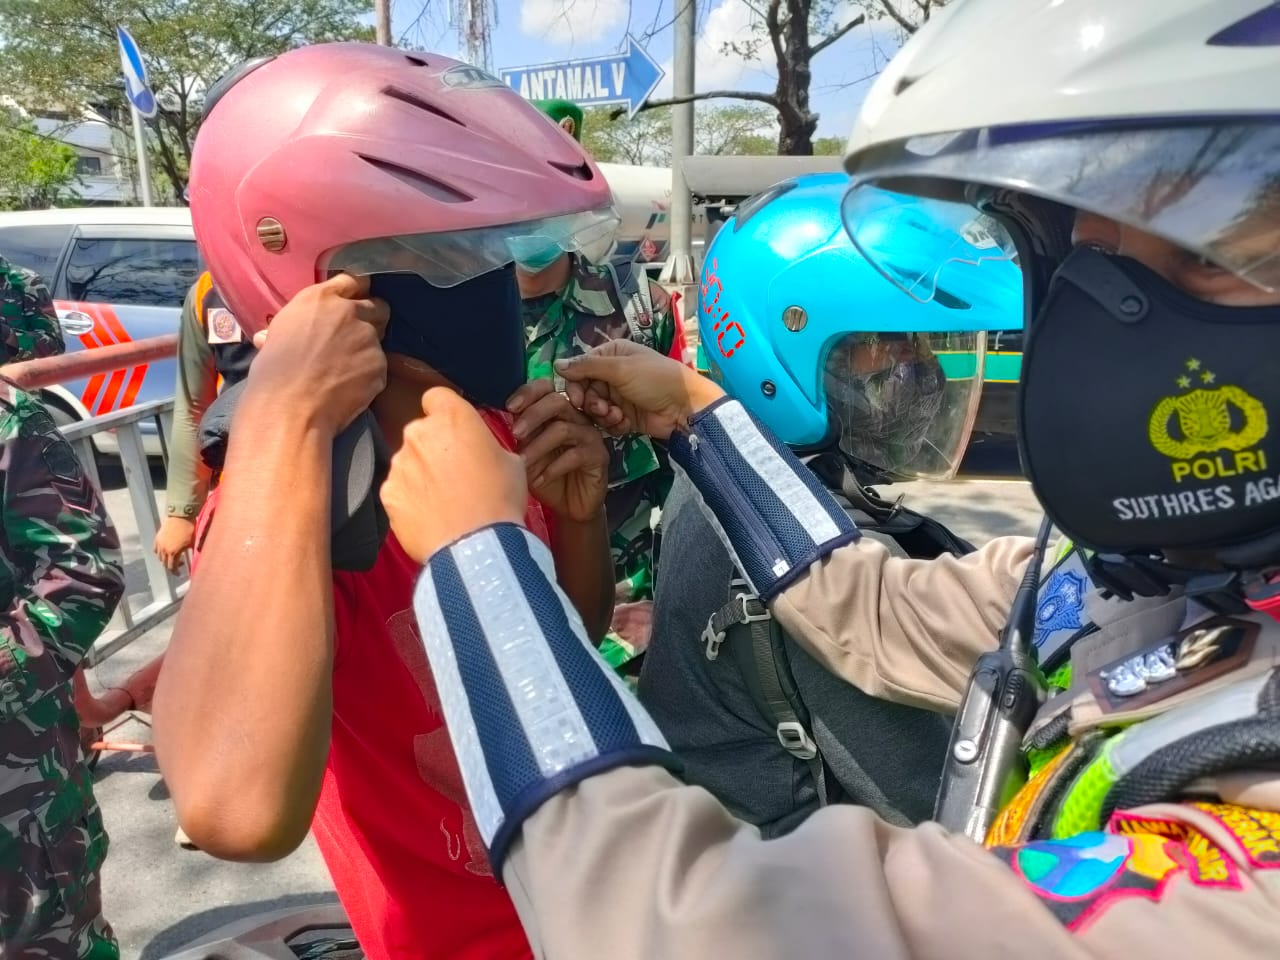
381;86;464;126
359;155;472;203
404;55;429;66
548;160;593;181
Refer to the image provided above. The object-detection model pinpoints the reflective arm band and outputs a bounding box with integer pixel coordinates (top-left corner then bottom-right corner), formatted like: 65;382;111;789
668;397;860;601
412;522;679;877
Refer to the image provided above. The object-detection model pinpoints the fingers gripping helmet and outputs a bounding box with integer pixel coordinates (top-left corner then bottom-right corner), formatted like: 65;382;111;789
189;42;617;352
841;0;1280;567
698;172;1022;479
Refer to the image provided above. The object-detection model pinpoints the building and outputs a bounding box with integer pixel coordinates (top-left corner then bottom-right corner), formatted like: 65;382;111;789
31;111;136;205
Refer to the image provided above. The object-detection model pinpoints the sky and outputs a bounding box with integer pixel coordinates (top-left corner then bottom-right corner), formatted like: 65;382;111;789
390;0;905;142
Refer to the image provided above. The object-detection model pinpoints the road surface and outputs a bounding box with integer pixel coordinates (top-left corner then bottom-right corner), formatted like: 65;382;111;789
90;443;1040;957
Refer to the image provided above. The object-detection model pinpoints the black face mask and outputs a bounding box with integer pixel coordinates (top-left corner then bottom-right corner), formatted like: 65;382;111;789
1019;247;1280;565
371;266;527;410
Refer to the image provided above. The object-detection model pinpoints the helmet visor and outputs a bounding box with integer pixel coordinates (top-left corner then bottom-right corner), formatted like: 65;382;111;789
845;118;1280;293
324;205;621;287
823;330;984;480
842;185;1020;305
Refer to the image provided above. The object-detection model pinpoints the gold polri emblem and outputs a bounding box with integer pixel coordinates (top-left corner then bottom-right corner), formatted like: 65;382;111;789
1147;358;1268;483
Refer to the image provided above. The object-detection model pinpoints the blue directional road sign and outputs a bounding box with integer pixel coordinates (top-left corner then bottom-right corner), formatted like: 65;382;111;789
116;25;156;118
500;34;665;120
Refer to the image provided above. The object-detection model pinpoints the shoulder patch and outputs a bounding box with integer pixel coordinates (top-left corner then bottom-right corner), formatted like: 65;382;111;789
206;307;243;345
997;831;1184;931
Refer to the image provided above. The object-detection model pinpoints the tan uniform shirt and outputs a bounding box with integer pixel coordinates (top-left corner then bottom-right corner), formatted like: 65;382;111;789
503;536;1280;958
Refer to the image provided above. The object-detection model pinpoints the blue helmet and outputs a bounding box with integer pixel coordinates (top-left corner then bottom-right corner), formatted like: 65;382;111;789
698;172;1023;479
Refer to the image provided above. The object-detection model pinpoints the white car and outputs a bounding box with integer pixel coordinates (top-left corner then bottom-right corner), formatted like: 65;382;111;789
0;206;199;455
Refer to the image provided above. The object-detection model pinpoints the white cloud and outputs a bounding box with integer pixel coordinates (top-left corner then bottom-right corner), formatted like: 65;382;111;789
519;0;629;45
653;0;770;98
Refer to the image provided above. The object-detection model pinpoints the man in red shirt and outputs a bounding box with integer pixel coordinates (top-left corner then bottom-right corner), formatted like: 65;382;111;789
154;43;621;960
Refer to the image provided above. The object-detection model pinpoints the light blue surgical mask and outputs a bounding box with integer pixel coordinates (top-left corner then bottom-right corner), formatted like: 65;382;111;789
508;236;566;274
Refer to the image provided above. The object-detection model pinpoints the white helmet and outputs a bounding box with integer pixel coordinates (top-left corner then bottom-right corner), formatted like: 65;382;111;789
842;0;1280;297
835;0;1280;580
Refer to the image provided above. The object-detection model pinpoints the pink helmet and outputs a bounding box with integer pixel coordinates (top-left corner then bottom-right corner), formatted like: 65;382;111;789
189;42;618;338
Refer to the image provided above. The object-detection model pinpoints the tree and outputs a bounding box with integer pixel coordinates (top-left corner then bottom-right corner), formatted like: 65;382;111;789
584;102;777;164
0;0;373;203
0;110;82;210
583;106;672;165
627;0;947;156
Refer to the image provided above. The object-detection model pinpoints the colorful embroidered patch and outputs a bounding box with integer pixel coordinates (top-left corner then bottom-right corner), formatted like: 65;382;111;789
996;831;1188;930
1109;811;1240;887
1191;803;1280;870
1034;568;1086;648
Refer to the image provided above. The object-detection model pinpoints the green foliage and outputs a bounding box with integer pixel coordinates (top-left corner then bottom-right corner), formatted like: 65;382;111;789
0;110;82;210
583;103;778;165
0;0;374;202
812;136;846;156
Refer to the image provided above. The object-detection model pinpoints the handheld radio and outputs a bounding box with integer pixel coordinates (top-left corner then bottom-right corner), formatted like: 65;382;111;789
933;516;1054;842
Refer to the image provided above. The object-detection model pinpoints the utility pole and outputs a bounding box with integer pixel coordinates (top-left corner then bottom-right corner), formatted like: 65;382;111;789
660;0;697;288
375;0;393;45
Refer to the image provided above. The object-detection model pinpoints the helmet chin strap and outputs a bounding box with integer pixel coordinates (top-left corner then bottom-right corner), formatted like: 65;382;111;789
1085;528;1280;621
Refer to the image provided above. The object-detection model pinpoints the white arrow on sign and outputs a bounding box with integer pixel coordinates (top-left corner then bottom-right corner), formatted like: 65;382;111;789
117;26;157;118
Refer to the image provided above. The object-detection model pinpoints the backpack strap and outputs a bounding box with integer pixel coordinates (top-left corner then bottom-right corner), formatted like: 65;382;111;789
702;578;832;806
697;460;978;811
604;256;657;346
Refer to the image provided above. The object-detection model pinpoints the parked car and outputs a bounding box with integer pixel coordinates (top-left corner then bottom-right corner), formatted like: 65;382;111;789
0;206;199;456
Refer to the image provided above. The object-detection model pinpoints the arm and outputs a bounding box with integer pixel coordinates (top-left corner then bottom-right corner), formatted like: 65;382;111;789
556;345;1034;712
164;280;217;522
398;465;1257;960
508;379;615;641
550;513;614;642
155;282;219;570
153;275;388;862
508;761;1276;960
0;262;64;361
669;396;1032;712
153;398;335;861
0;389;123;673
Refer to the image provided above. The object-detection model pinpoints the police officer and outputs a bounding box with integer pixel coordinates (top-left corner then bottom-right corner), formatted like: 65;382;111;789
153;271;256;573
643;171;1021;833
377;1;1280;956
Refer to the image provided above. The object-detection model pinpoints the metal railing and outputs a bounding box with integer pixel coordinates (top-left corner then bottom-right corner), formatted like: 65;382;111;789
6;335;186;664
64;399;188;662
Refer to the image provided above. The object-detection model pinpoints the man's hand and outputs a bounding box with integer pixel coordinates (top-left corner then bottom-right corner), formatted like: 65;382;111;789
153;516;196;574
610;600;654;652
555;341;724;440
508;380;608;523
246;273;390;438
382;388;528;564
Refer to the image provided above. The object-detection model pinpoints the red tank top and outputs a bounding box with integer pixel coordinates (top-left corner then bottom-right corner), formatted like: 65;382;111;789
193;409;546;959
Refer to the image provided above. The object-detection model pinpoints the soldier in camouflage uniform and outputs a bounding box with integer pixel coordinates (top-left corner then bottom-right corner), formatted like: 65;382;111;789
0;261;125;959
0;255;65;362
522;99;678;671
521;253;677;672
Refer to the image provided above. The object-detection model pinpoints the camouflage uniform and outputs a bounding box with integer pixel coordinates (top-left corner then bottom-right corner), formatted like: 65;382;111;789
524;257;676;670
0;256;65;363
0;381;124;958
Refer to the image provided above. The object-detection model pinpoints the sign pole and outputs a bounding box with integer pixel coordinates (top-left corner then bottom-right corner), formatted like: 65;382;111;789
130;104;153;207
116;25;157;207
660;0;696;287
